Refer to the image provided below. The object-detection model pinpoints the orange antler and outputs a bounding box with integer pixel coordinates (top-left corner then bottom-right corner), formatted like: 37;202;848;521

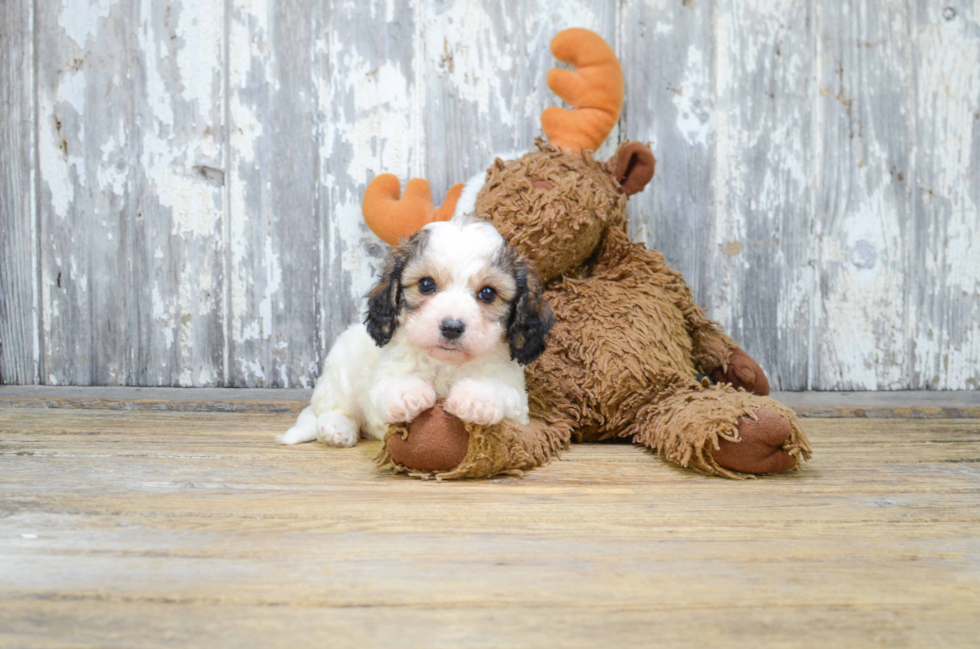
541;28;624;154
362;174;464;246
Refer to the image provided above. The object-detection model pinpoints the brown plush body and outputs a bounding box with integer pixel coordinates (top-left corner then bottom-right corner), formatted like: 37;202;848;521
369;29;811;479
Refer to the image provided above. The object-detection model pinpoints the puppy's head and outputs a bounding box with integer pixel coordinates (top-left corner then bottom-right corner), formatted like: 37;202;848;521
365;216;553;365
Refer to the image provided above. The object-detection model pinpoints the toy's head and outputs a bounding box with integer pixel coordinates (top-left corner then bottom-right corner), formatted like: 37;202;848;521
475;140;653;282
475;29;655;282
362;28;654;284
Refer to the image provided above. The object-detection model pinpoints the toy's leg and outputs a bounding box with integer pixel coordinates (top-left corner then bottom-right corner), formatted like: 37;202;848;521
629;382;811;478
376;407;573;480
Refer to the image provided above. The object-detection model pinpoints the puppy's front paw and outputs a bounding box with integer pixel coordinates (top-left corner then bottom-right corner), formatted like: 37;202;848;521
445;387;504;427
384;381;437;423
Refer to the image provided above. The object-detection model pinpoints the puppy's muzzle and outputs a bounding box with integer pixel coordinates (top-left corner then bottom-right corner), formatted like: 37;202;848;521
440;318;465;340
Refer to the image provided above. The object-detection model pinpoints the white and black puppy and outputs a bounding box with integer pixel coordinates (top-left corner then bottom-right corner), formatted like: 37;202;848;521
276;215;553;447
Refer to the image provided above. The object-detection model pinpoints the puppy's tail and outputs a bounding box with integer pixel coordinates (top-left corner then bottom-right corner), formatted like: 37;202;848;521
275;405;318;445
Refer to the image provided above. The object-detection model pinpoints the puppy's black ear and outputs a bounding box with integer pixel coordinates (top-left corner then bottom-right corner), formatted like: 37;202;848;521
364;243;408;347
508;256;554;366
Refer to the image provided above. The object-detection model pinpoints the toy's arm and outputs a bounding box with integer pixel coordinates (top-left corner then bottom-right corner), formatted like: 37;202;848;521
591;223;758;385
659;262;739;378
672;281;772;396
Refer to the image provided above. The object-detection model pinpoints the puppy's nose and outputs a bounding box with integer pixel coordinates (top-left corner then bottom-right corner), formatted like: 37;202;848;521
439;318;465;340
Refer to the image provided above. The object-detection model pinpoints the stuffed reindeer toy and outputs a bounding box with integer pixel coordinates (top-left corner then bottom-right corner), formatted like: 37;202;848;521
361;28;811;479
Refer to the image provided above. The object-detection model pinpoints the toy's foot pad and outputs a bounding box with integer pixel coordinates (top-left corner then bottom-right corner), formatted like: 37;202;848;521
711;348;771;396
387;405;469;472
714;409;795;474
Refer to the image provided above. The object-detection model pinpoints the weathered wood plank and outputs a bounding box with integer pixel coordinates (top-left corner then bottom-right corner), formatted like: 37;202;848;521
709;0;813;390
620;0;716;362
0;385;311;413
812;0;915;389
0;602;977;649
316;0;425;354
420;0;619;196
227;0;320;387
35;1;226;386
0;407;978;647
0;0;36;385
2;386;980;418
911;1;980;390
36;0;139;385
133;2;227;386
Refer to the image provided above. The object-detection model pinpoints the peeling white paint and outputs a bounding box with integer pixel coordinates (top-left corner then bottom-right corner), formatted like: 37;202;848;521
328;47;415;186
711;3;742;335
174;2;222;118
259;234;282;339
152;285;176;351
424;0;515;126
58;0;115;48
38;66;87;220
673;45;712;148
911;8;980;389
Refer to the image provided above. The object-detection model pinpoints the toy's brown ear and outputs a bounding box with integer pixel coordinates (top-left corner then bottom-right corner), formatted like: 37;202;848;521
614;141;656;195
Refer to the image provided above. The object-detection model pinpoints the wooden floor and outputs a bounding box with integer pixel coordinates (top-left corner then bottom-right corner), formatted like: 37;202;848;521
1;389;978;648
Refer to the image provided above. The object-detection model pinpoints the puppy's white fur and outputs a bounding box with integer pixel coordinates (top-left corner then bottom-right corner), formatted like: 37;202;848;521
453;151;525;220
277;217;533;447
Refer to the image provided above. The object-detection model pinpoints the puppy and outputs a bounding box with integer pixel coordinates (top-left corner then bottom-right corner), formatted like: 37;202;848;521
276;215;553;447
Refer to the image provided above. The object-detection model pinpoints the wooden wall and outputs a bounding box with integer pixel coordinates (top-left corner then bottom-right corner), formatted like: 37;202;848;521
1;0;978;390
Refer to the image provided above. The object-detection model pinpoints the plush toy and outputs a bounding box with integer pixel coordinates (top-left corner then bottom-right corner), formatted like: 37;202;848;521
364;28;811;479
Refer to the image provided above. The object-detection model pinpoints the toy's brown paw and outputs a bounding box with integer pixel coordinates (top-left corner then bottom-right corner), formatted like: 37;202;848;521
714;409;795;474
387;405;469;472
710;348;771;396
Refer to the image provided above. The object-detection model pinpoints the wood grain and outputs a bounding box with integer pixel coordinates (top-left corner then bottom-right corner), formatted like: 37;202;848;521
911;1;980;390
2;0;979;389
226;0;320;388
34;1;227;386
1;402;978;647
0;0;36;385
712;0;813;391
813;0;916;390
35;0;137;385
620;0;715;344
133;1;227;387
2;386;980;418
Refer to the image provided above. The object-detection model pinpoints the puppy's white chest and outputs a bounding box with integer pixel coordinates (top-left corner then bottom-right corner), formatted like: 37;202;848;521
422;359;465;399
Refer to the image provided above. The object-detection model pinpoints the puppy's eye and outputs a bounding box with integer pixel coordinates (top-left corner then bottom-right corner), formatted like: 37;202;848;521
477;286;497;303
418;277;437;294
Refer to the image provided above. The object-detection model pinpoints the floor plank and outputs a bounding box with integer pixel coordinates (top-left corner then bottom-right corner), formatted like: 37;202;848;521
1;403;979;648
3;386;980;418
